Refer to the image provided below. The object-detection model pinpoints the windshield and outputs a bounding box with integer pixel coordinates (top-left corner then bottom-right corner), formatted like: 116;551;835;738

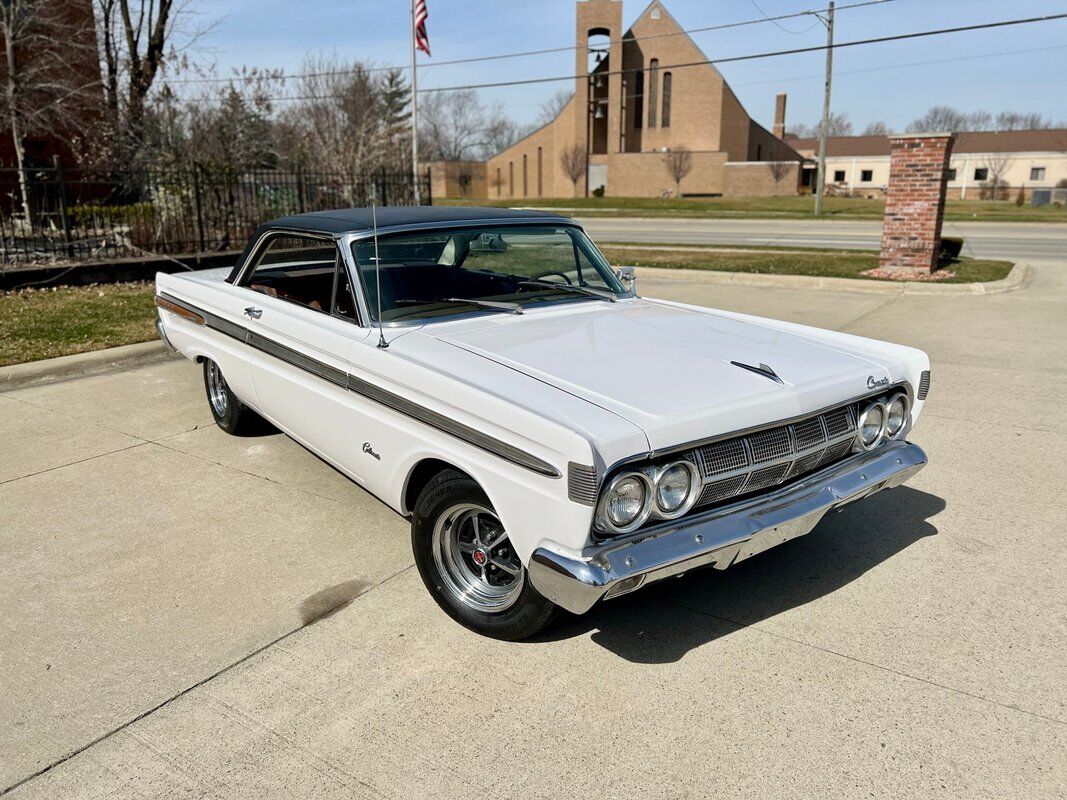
351;225;626;322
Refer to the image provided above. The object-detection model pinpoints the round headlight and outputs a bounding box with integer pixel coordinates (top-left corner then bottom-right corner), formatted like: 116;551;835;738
886;394;908;437
605;474;647;528
656;463;693;514
857;402;886;449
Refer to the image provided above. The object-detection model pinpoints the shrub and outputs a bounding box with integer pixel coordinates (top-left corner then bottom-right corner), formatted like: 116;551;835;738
939;237;964;265
592;186;605;198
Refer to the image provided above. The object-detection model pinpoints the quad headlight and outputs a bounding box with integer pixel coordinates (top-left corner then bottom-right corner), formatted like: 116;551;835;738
885;393;909;438
654;461;699;519
856;401;887;450
602;472;652;531
598;460;700;535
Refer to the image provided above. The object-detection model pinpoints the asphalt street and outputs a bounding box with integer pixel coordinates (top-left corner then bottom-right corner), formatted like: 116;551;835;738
1;259;1065;798
579;217;1067;261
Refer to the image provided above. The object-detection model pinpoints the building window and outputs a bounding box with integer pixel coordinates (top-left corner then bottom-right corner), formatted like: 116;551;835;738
522;154;528;197
1030;167;1046;181
509;161;514;196
833;170;846;182
860;169;873;183
537;147;543;196
974;167;988;181
647;59;658;128
946;168;957;181
496;167;501;196
661;72;672;127
633;71;643;129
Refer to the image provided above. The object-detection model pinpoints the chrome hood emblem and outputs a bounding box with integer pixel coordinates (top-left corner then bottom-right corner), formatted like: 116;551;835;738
867;375;890;389
731;361;784;385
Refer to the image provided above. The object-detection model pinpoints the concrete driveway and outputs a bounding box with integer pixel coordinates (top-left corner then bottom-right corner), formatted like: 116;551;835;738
579;217;1067;261
2;264;1065;798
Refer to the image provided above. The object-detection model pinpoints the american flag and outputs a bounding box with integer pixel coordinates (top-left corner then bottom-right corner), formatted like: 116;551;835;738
414;0;431;56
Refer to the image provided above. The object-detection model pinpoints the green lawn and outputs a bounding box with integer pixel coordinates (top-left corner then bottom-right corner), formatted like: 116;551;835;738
599;246;1013;284
440;195;1067;223
0;282;157;367
0;246;1014;367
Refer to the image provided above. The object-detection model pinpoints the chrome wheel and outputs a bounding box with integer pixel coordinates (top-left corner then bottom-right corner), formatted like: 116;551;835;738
206;361;229;417
431;503;524;613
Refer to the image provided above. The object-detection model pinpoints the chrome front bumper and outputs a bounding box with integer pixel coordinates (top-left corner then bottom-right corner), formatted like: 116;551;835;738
529;440;927;615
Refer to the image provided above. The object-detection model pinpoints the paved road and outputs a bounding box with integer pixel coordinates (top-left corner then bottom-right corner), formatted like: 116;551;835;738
579;217;1067;261
2;265;1065;798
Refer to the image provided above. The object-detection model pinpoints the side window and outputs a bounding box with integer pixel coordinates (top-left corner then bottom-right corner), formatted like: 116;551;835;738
245;234;338;313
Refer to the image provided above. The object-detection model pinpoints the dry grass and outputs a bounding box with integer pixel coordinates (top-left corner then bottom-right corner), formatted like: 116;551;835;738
0;282;156;367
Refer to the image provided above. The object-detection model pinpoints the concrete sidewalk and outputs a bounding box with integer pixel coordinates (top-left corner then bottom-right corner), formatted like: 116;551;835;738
1;263;1064;798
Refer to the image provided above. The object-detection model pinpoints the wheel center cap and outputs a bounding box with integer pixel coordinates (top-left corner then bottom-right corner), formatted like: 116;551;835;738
471;548;488;566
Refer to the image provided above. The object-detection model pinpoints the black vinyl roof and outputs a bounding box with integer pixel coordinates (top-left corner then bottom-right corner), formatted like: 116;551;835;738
264;205;572;234
227;206;577;282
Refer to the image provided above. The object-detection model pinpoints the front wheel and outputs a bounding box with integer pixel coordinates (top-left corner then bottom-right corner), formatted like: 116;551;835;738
411;470;558;640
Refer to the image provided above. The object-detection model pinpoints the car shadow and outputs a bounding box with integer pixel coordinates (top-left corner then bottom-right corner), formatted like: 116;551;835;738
532;486;944;664
299;578;371;625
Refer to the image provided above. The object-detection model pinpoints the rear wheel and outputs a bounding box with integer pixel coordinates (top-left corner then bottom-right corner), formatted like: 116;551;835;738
412;470;558;640
202;359;268;436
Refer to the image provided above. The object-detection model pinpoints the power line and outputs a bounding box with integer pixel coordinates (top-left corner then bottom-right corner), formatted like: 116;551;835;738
747;0;823;34
170;13;1067;105
163;0;898;85
731;43;1067;89
411;12;1067;94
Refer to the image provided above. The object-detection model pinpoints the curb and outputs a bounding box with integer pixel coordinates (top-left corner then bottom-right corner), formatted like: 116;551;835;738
632;262;1031;296
0;340;178;392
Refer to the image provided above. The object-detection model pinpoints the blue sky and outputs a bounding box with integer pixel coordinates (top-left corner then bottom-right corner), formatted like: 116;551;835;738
196;0;1067;132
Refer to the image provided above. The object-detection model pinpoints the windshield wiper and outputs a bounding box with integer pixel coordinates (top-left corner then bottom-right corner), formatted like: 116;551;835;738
517;279;617;303
394;297;524;315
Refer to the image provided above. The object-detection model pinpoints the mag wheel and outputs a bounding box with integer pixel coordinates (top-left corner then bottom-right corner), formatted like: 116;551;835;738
412;469;558;640
202;359;268;436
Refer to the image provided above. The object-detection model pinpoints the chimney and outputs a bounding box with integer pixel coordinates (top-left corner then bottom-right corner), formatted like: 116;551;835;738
773;93;787;139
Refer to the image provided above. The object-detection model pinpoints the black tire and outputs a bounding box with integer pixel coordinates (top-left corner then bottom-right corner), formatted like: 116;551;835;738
202;358;268;436
411;469;559;640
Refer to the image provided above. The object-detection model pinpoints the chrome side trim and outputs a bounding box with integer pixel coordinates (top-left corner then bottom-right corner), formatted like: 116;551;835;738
529;440;928;615
346;373;561;479
159;292;560;479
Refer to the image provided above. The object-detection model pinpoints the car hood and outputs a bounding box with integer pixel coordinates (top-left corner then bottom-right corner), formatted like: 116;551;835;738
433;299;901;451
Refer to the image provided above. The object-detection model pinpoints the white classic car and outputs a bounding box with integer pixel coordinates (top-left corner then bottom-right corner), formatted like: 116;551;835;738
155;207;930;640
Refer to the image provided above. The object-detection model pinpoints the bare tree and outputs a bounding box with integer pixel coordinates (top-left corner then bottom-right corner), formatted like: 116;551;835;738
419;89;490;161
663;146;693;195
996;111;1053;130
559;143;585;196
981;152;1010;201
787;112;852;139
862;121;890;136
456;165;473;197
537;89;572;126
0;0;100;216
96;0;214;161
765;145;792;196
279;56;386;205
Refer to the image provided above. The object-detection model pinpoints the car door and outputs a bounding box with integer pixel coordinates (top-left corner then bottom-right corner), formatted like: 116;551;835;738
237;232;373;481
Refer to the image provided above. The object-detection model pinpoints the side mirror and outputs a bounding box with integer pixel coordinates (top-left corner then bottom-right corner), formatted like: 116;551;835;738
616;266;636;295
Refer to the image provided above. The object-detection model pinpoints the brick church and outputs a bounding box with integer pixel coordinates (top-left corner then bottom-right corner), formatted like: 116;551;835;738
474;0;802;199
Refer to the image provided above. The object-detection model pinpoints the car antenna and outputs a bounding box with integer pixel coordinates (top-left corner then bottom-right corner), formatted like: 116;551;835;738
371;193;388;349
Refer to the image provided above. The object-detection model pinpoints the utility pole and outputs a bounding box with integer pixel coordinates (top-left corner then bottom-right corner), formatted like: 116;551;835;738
409;0;421;205
814;0;835;216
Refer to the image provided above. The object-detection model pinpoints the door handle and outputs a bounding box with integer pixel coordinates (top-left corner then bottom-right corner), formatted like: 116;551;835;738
244;307;262;319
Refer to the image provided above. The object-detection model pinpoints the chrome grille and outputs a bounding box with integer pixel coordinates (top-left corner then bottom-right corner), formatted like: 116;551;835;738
690;402;858;509
567;463;598;506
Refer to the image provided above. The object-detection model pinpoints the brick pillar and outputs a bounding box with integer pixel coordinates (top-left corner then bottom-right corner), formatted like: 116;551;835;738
879;132;956;273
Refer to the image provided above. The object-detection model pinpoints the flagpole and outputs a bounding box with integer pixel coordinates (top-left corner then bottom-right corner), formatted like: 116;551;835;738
410;0;421;205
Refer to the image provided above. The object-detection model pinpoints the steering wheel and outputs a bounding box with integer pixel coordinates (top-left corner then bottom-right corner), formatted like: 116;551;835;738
528;270;573;285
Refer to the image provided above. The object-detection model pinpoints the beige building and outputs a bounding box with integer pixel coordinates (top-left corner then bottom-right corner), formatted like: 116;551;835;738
789;130;1067;200
481;0;799;200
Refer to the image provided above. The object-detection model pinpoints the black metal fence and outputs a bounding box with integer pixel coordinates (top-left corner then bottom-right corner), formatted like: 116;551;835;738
0;162;432;267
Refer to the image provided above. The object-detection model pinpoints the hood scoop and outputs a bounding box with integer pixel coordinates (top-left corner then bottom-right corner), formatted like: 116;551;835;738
731;360;784;385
